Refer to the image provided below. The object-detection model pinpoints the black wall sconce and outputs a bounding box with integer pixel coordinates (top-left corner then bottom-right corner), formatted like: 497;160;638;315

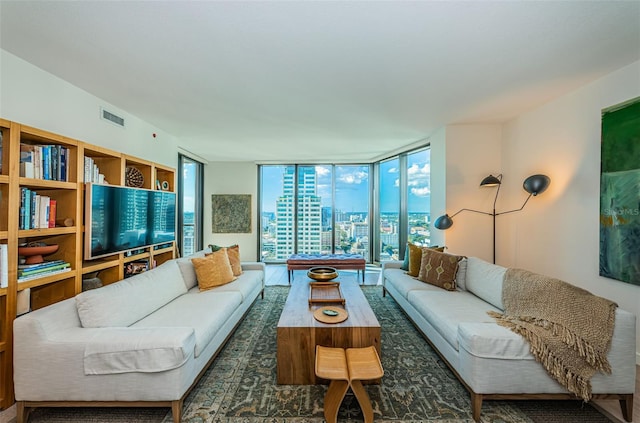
433;174;550;264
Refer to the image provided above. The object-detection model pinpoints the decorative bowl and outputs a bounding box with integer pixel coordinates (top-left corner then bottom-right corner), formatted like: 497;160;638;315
18;244;59;264
307;266;338;282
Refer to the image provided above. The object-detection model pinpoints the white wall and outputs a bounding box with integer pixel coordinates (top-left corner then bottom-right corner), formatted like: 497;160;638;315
429;127;447;248
439;124;503;263
0;50;179;168
500;60;640;358
204;161;259;261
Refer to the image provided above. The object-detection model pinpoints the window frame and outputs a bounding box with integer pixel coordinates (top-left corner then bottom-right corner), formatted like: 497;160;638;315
177;153;204;257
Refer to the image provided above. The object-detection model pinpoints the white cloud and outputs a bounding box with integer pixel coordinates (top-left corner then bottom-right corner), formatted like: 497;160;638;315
338;170;368;184
387;167;398;173
411;187;431;197
315;166;330;176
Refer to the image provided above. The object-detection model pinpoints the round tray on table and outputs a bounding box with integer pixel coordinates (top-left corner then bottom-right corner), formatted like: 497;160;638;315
313;306;348;324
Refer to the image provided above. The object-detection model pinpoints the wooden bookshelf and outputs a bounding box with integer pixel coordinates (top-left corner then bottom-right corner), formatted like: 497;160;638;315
0;119;176;410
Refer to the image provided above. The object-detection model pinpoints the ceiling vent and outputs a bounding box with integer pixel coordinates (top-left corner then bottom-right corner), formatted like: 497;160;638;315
100;107;125;128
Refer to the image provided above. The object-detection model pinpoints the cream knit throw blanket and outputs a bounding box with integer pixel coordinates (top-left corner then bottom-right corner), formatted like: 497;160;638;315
488;268;617;401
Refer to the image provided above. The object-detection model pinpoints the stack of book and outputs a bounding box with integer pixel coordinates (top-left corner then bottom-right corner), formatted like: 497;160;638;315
19;143;70;181
18;260;71;282
19;188;57;230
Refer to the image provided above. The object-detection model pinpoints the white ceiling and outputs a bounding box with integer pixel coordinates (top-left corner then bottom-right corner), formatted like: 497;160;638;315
1;1;639;163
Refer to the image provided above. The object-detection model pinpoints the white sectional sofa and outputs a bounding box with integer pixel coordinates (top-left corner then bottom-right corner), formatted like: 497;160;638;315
13;250;265;423
382;256;636;422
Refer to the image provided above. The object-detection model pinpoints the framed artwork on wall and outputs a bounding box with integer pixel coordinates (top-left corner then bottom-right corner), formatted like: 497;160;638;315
599;96;640;285
211;194;252;233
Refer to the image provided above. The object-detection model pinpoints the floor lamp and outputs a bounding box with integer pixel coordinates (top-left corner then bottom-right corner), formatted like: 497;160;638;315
433;174;550;264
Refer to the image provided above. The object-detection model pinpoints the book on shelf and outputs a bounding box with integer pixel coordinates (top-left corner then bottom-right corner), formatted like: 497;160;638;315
19;189;57;229
19;143;69;182
18;259;67;271
18;262;70;277
0;129;3;173
124;259;149;278
17;266;71;282
0;244;8;288
49;199;57;228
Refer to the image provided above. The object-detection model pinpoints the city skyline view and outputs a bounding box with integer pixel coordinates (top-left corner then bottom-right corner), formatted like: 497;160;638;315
259;148;431;262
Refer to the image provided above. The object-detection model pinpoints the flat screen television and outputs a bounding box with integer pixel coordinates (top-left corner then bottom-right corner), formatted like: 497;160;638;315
85;183;176;260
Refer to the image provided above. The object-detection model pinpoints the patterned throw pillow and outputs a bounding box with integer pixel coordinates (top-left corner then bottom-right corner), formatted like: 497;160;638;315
417;248;461;291
192;249;237;291
406;244;445;277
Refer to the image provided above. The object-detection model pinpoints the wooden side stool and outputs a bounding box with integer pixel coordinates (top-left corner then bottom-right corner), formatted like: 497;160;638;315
315;345;384;423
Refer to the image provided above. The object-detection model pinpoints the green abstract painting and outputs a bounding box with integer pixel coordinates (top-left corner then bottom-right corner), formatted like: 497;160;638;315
211;194;252;233
599;96;640;285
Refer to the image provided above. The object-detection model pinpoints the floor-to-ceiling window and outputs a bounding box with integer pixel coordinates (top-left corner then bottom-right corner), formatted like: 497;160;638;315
377;146;431;263
177;154;203;257
259;164;371;262
379;158;400;261
407;149;431;246
335;165;370;257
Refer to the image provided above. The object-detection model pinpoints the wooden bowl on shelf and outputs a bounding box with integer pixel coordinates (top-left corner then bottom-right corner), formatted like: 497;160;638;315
18;244;59;264
307;266;339;282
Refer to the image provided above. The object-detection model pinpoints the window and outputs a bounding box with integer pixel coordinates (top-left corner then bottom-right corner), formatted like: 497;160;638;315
376;147;431;263
259;164;371;262
178;154;203;257
407;149;430;246
379;158;400;261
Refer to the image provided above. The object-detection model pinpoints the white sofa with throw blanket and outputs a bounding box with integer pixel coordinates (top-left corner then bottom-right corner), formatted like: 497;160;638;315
13;248;265;423
382;254;636;422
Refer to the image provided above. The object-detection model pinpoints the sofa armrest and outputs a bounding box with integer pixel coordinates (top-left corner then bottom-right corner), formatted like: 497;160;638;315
381;260;404;271
84;327;196;375
241;262;266;272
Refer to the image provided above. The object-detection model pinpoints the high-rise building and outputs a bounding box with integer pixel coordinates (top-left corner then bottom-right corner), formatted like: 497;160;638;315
275;167;322;259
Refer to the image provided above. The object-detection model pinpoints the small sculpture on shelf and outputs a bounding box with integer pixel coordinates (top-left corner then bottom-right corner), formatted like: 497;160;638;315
17;242;59;264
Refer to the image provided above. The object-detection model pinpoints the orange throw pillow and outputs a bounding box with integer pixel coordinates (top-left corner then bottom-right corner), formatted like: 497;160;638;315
192;249;237;291
225;245;243;276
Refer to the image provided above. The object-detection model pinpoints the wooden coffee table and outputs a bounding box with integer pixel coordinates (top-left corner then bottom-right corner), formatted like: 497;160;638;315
277;279;381;385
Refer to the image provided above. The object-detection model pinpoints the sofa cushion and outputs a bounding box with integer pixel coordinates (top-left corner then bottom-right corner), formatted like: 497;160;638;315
456;257;468;291
76;260;187;328
458;322;533;360
465;257;506;311
384;268;444;299
83;327;196;375
133;290;243;357
176;250;208;290
204;269;263;301
417;249;460;291
407;290;501;351
192;250;237;290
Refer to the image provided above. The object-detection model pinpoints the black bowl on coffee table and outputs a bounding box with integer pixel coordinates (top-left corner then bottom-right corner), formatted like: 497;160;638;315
307;266;339;282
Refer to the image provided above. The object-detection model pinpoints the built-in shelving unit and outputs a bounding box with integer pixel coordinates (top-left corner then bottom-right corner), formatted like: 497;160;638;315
0;119;176;409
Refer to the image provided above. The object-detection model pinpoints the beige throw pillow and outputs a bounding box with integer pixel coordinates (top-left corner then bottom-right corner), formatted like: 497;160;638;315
417;248;460;291
191;249;237;291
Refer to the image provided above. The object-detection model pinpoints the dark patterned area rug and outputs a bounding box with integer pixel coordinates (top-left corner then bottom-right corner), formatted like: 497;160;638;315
21;286;611;423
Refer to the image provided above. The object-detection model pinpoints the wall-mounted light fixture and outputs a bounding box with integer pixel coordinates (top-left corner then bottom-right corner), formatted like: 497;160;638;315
433;174;550;263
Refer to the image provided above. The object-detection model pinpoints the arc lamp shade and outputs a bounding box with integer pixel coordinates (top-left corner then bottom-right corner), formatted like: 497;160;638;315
523;174;550;196
434;214;453;230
